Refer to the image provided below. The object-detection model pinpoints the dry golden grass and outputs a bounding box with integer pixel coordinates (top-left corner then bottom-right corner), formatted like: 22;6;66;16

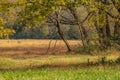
0;39;80;55
0;39;119;69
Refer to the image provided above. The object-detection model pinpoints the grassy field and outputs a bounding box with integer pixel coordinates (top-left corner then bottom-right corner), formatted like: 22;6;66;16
0;40;119;80
0;54;119;69
0;67;119;80
0;55;119;80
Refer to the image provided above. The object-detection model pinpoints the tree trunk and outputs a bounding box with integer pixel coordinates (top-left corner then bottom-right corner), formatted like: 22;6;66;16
68;7;87;47
105;15;111;38
95;11;111;49
106;24;111;37
56;23;71;52
114;21;120;45
68;7;92;53
104;15;111;47
55;12;71;52
114;21;120;37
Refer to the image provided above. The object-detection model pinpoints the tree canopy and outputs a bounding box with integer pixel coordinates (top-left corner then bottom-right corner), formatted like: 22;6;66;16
0;0;119;51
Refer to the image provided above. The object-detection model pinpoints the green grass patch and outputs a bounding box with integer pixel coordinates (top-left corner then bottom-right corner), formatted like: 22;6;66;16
0;67;119;80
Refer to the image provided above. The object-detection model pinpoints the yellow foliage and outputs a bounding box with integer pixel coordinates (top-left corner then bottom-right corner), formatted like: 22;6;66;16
0;17;6;26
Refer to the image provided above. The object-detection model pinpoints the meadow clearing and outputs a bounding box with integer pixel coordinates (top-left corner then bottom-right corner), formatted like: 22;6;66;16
0;39;119;80
0;39;80;55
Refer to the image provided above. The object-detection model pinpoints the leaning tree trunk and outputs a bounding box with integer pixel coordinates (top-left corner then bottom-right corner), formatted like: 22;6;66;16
68;7;86;47
55;12;71;52
68;7;92;53
56;22;71;51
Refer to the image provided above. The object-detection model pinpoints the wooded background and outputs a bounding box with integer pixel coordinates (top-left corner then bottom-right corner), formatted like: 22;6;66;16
0;0;120;52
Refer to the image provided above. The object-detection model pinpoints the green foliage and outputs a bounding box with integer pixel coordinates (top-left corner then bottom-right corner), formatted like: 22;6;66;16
0;18;15;39
15;0;68;27
67;26;79;39
0;0;16;39
0;27;15;39
13;27;47;39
